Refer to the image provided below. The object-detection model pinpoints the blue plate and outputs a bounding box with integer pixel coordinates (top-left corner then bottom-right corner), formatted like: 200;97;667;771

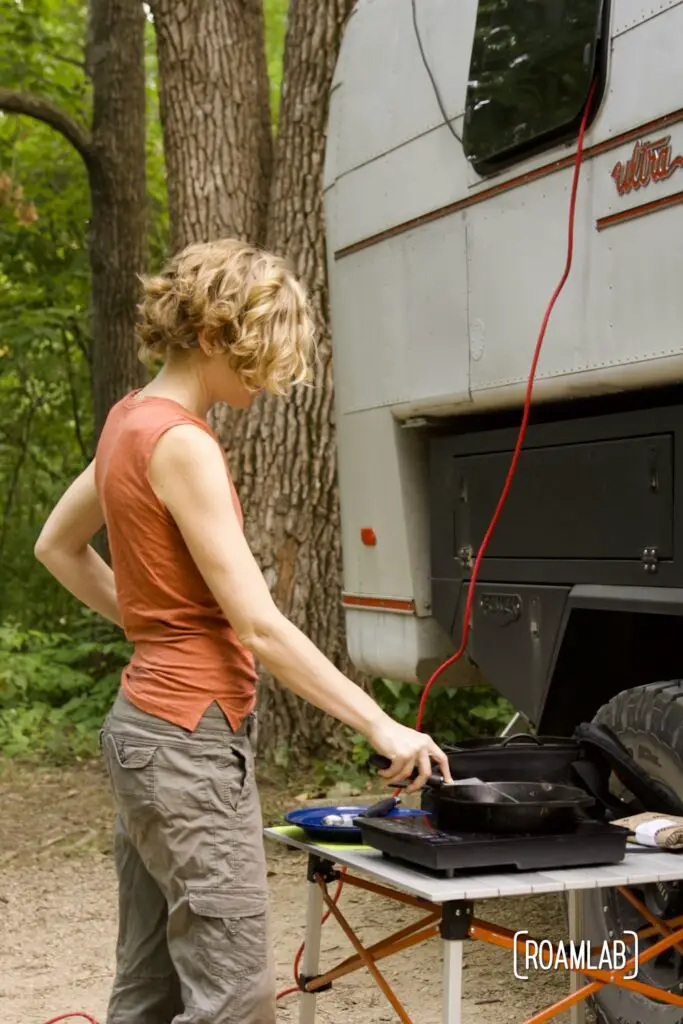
284;804;426;843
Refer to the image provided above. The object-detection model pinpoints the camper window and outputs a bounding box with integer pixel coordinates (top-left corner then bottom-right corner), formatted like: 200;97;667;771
463;0;606;176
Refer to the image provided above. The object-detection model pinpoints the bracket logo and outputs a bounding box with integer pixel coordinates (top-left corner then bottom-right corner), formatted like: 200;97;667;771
513;932;639;981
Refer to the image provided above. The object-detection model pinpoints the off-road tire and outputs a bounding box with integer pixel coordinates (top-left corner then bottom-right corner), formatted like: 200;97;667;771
582;681;683;1024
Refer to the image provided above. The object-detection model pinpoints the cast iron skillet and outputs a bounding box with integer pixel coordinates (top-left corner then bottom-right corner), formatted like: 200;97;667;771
368;755;595;834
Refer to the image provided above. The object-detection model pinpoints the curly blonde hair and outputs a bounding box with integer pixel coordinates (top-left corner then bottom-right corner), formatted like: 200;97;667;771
136;238;316;395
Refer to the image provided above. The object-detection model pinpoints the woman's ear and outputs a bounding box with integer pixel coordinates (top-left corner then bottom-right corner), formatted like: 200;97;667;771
197;330;215;357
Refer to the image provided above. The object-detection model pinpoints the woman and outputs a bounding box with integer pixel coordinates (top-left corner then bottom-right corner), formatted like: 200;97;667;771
35;238;451;1024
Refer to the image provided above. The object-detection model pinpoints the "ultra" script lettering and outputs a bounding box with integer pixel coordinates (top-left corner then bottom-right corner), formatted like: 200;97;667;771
611;136;683;196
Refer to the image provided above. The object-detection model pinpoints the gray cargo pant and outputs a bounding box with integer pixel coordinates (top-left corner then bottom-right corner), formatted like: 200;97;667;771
99;691;276;1024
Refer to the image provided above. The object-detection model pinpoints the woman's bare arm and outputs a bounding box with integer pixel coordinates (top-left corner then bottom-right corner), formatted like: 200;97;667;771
149;424;451;789
34;461;122;627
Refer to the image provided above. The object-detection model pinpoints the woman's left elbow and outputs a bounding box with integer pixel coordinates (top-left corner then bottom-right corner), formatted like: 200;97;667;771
34;533;54;565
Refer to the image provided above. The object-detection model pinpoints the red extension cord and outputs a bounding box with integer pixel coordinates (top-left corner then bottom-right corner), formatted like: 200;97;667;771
416;80;597;730
42;1016;98;1023
275;79;598;1005
46;84;596;1024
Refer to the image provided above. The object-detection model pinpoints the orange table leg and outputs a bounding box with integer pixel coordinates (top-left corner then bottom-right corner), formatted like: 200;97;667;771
293;864;683;1024
340;872;435;912
468;909;683;1024
617;886;683;954
305;913;440;991
640;912;683;941
315;874;415;1023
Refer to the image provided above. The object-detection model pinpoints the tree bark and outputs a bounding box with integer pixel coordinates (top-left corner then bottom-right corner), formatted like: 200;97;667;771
149;0;272;250
87;0;148;441
214;0;358;762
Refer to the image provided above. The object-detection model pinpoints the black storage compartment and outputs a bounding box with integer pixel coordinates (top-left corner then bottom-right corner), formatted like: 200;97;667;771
429;404;683;638
427;398;683;730
452;434;673;563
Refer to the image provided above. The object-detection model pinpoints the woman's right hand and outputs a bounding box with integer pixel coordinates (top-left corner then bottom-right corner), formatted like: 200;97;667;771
366;714;452;793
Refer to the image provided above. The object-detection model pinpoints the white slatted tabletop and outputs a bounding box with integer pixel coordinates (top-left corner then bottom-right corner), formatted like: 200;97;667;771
265;826;683;902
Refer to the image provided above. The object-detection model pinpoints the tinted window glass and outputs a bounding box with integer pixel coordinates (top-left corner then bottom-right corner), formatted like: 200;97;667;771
463;0;605;174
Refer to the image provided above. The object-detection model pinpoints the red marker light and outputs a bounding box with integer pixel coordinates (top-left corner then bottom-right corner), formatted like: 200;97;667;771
360;528;377;547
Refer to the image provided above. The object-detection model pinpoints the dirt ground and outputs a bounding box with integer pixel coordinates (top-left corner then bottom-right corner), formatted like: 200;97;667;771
0;762;593;1024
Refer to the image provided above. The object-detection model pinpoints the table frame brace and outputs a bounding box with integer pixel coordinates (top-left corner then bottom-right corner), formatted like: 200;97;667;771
296;867;683;1024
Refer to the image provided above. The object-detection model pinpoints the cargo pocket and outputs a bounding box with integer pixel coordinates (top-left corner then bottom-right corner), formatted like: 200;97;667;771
188;886;269;980
102;733;157;802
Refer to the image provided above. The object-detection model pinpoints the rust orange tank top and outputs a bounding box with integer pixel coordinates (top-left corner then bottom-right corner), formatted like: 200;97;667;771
94;391;257;732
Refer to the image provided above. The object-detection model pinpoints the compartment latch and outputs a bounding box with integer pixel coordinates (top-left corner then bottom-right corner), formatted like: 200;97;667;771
642;547;659;574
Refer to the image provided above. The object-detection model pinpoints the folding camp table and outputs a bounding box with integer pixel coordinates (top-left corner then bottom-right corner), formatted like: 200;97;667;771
266;825;683;1024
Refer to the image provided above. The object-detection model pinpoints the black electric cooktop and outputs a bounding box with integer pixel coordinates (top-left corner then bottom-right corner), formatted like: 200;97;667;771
356;815;631;878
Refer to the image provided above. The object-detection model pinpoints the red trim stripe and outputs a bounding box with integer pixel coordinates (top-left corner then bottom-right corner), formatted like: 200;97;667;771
334;108;683;259
341;594;416;613
596;187;683;230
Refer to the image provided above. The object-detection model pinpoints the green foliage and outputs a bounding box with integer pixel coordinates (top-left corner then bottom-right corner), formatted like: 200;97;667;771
144;12;170;266
0;0;89;113
0;135;93;623
350;679;515;768
0;616;130;761
302;679;514;791
0;1;169;627
0;0;94;628
264;0;289;126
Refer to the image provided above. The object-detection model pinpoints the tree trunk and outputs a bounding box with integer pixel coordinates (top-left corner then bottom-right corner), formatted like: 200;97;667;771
149;0;272;250
87;0;148;441
214;0;358;763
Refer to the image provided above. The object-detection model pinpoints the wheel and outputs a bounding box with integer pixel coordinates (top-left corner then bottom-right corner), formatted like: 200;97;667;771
582;682;683;1024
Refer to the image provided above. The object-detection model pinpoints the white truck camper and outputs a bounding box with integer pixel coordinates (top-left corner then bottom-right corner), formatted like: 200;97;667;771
324;4;683;1020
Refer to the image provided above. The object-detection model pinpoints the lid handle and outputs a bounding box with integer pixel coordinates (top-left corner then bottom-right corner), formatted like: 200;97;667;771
500;733;542;748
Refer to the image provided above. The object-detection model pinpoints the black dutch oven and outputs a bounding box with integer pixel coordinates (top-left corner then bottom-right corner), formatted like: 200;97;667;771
422;732;592;817
443;732;584;783
440;726;683;818
370;723;683;834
